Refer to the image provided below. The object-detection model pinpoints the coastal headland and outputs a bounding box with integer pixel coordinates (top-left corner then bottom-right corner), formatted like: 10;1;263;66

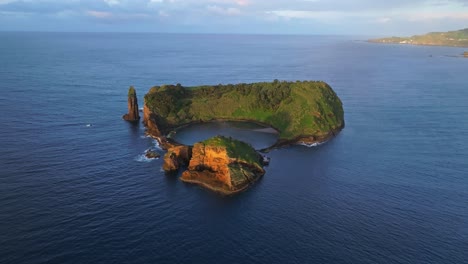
369;28;468;48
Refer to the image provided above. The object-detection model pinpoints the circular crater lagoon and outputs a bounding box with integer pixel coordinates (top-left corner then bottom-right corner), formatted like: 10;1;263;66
171;121;278;150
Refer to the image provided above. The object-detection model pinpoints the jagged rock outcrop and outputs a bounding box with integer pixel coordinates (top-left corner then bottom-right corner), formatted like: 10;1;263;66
145;149;160;159
143;104;162;136
464;51;468;58
163;145;192;172
123;86;140;122
178;136;265;195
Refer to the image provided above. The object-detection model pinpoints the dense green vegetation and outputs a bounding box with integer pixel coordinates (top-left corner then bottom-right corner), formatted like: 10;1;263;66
369;28;468;47
144;80;344;140
128;86;136;97
202;136;261;168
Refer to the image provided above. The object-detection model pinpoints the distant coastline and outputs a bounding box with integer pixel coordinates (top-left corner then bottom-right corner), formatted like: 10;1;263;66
369;28;468;48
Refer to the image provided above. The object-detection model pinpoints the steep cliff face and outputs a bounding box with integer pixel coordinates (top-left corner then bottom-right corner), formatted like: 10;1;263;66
179;136;265;194
163;145;192;172
143;104;162;136
123;86;140;122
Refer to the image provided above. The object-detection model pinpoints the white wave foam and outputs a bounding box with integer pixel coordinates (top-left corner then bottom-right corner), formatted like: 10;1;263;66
135;147;162;162
152;139;163;150
298;140;327;148
135;154;153;162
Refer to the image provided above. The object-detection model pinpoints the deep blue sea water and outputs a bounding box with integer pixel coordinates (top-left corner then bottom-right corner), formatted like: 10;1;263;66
1;32;467;264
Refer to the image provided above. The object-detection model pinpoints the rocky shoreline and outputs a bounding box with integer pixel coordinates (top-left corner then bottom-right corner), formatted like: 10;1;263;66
143;103;344;152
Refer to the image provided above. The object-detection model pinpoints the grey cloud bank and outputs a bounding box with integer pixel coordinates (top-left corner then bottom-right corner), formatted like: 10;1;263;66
1;0;467;35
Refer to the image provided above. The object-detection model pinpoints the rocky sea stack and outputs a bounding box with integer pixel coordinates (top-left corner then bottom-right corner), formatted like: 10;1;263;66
163;136;265;195
464;51;468;58
123;86;140;122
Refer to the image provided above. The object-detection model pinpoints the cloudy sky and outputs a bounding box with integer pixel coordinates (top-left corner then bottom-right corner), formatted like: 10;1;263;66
0;0;467;35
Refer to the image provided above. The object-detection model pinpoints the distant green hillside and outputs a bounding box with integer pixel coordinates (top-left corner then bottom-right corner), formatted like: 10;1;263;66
369;28;468;47
144;80;344;141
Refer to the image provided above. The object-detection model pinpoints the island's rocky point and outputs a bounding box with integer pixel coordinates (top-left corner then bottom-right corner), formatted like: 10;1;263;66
122;86;140;122
161;136;266;195
124;80;345;194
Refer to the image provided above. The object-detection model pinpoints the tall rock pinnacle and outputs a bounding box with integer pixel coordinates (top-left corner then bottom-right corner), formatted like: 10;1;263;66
123;86;140;122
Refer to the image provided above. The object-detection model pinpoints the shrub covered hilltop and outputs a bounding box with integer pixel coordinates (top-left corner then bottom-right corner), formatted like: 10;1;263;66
143;80;344;149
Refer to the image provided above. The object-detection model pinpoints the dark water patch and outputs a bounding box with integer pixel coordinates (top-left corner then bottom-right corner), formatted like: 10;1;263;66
172;121;278;149
1;32;467;264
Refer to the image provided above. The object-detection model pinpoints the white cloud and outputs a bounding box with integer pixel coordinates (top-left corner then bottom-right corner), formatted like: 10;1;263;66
158;10;169;17
103;0;120;6
210;0;250;6
267;10;337;19
2;0;468;34
376;17;391;23
407;11;468;21
206;5;241;16
87;10;112;18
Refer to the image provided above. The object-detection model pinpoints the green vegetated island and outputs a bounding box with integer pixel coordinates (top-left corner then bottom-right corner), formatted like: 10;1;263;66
124;80;345;194
143;80;344;148
369;28;468;48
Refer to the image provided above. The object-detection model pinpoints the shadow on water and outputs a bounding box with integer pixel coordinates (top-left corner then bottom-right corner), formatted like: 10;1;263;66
172;121;279;150
163;170;181;187
126;120;142;137
188;174;266;207
161;171;180;196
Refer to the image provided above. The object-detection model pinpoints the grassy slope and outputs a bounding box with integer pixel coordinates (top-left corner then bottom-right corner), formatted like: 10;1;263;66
128;86;136;97
144;81;344;140
369;28;468;47
202;136;261;168
202;136;263;188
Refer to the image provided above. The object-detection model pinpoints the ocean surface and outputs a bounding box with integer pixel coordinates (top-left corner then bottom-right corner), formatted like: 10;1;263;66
1;32;467;264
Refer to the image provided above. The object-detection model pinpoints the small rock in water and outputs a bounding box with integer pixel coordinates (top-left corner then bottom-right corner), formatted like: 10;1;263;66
145;149;160;159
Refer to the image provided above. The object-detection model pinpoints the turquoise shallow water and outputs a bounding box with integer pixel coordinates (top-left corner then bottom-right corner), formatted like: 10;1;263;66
0;32;467;264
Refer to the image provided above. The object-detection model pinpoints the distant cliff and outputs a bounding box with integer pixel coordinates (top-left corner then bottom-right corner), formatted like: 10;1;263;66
369;28;468;47
143;80;344;149
123;86;140;122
